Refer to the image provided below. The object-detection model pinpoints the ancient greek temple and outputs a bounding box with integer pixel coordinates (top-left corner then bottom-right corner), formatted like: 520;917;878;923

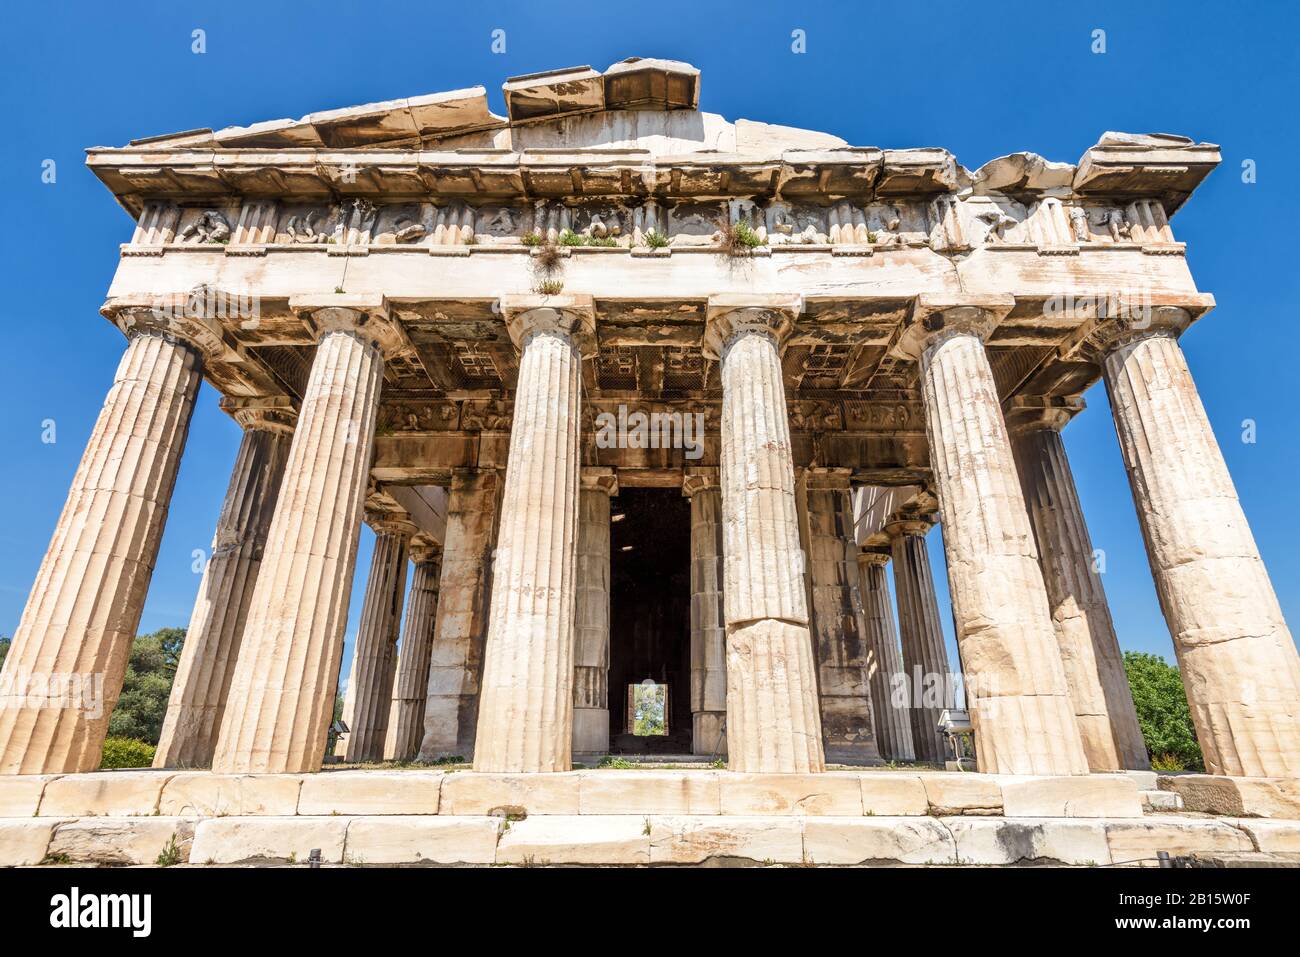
1;56;1297;792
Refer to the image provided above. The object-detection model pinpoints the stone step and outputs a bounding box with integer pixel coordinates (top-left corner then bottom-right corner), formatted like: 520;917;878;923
1140;790;1184;811
1;768;1148;820
4;813;1299;867
1156;774;1300;819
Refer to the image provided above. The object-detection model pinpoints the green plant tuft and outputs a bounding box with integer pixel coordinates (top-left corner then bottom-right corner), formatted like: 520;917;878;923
597;756;637;770
156;833;182;867
100;736;155;769
721;221;765;256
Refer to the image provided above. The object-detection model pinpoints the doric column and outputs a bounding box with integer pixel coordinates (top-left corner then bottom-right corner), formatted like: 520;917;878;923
385;543;441;762
1007;397;1149;771
154;398;296;769
0;310;202;774
1085;306;1300;777
683;468;727;757
902;295;1089;775
472;295;593;773
417;468;500;762
886;519;953;765
212;296;403;774
856;548;916;762
336;514;414;763
704;295;824;773
573;468;617;755
798;468;881;764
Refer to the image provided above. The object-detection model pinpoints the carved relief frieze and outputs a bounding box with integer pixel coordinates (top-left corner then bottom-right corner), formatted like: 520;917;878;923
459;398;513;431
971;197;1029;246
128;185;1182;261
666;201;727;246
764;201;816;244
176;206;234;244
278;203;334;244
787;400;845;431
371;202;433;245
923;192;1183;255
377;400;460;434
841;400;925;432
568;201;627;245
474;204;523;242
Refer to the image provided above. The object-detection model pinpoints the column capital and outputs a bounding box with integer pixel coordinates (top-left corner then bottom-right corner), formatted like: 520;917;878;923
883;516;935;540
498;293;596;357
580;466;619;497
101;290;244;365
896;293;1015;360
1074;296;1214;363
703;293;803;360
289;294;411;358
409;541;442;566
856;546;891;568
1003;395;1086;436
366;511;419;540
220;395;298;435
801;466;853;490
681;466;721;498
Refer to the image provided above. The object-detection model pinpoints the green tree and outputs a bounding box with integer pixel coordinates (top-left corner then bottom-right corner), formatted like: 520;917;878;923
106;627;186;745
0;635;10;671
1123;650;1204;771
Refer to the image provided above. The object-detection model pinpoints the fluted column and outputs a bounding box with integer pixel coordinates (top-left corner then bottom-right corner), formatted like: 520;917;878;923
573;468;617;755
155;399;295;768
887;520;954;765
1089;307;1300;777
385;544;441;762
1007;398;1149;771
336;515;414;763
684;468;727;757
0;318;202;774
472;295;592;773
856;549;916;762
705;295;824;773
212;297;397;774
418;468;500;762
904;296;1089;775
798;468;881;764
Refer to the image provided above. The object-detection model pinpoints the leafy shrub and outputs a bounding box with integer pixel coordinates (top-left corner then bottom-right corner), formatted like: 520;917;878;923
1123;651;1204;771
100;736;156;769
106;627;184;744
1150;753;1186;772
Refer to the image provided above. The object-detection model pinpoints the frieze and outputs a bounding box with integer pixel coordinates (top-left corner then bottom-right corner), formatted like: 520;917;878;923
128;193;1177;257
787;400;845;432
841;400;925;432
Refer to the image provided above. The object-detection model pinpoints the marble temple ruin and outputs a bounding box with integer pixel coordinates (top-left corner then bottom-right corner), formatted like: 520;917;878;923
1;56;1297;807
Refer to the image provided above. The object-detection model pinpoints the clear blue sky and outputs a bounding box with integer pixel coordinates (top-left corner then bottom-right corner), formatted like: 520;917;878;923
1;0;1296;684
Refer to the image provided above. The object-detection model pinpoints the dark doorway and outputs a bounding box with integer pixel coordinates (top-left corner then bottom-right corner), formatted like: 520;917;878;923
608;487;692;753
